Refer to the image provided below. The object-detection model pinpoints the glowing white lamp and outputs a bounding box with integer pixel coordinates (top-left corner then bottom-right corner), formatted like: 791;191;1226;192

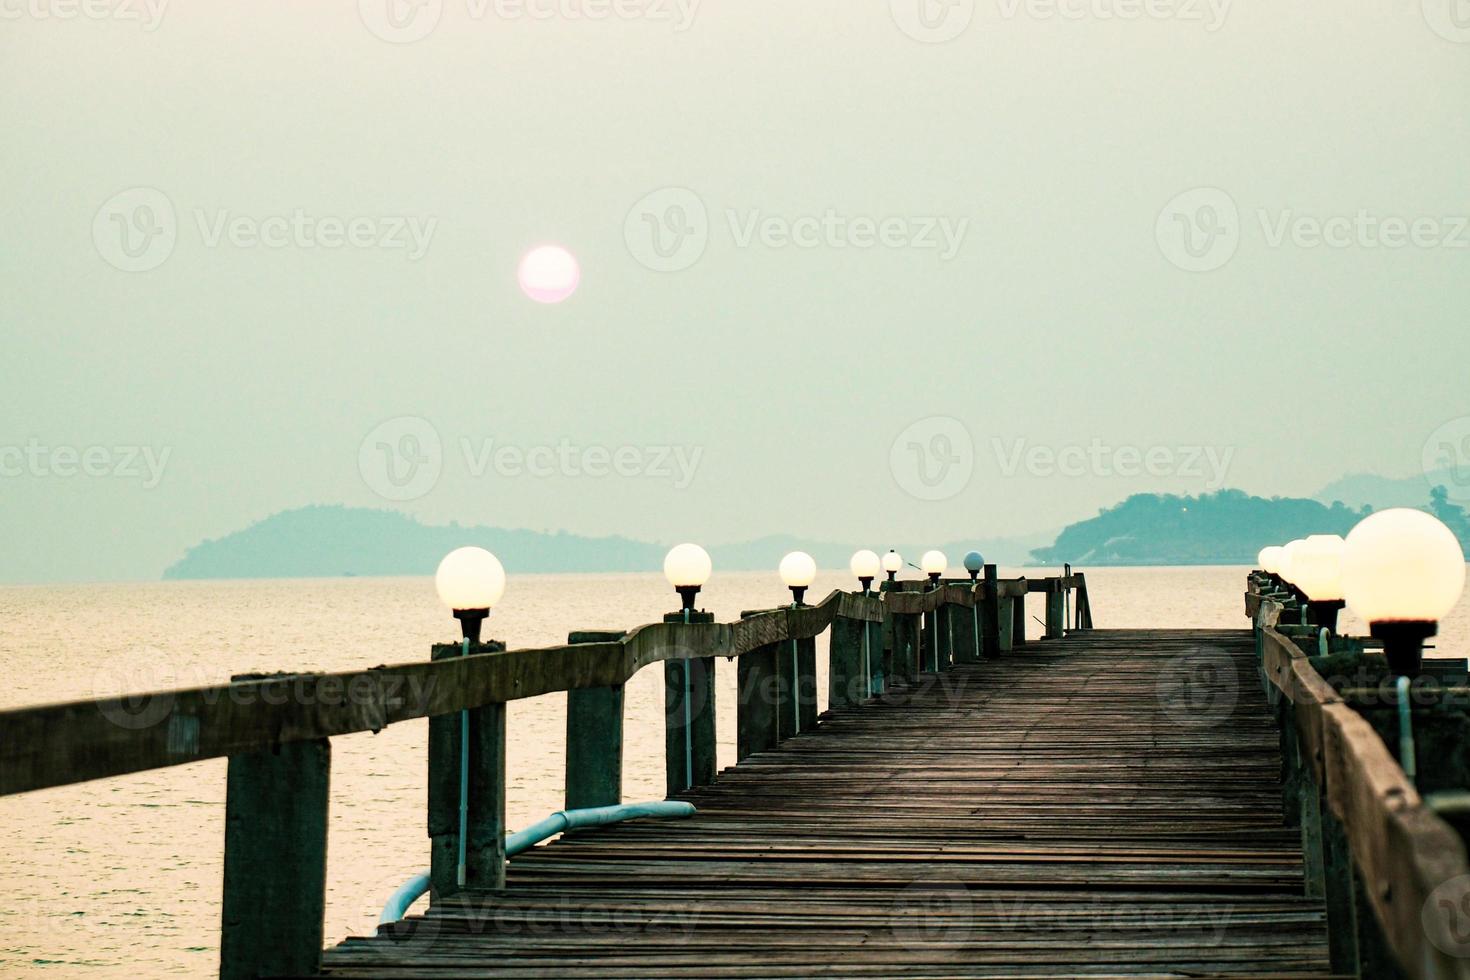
921;549;948;585
1279;539;1307;587
1290;534;1347;631
435;546;507;642
882;549;903;583
850;550;881;592
1258;546;1285;576
780;551;818;605
963;551;985;581
663;543;712;611
1342;509;1467;675
517;244;581;304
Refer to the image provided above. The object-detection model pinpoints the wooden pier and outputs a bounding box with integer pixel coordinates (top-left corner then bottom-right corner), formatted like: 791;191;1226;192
4;568;1470;978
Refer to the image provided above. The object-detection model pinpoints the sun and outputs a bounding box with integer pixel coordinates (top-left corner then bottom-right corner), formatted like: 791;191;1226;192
517;244;580;304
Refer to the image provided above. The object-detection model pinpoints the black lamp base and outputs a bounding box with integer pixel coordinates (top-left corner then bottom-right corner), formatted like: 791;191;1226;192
1372;620;1438;677
676;586;701;612
927;573;941;589
858;576;873;594
790;586;807;607
1306;599;1346;633
453;608;489;644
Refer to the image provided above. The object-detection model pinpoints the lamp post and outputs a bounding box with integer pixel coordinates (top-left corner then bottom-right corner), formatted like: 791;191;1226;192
780;551;817;607
850;549;880;594
432;546;508;892
779;551;817;735
1343;509;1467;677
435;546;507;644
661;544;714;795
882;549;903;584
1290;534;1347;632
663;542;712;615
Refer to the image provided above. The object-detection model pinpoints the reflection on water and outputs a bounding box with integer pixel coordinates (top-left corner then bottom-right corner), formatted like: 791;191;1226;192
0;566;1464;976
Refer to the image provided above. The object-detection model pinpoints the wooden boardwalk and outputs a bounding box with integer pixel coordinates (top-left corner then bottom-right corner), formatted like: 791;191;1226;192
317;629;1336;978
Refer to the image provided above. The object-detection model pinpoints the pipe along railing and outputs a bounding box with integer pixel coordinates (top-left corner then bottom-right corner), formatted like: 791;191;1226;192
0;567;1086;980
1247;576;1470;980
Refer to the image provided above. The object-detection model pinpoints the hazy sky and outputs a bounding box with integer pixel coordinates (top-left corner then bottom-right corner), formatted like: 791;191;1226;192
3;0;1469;583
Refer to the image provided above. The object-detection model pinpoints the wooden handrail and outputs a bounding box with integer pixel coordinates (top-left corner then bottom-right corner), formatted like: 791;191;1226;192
0;579;1074;799
1254;592;1470;979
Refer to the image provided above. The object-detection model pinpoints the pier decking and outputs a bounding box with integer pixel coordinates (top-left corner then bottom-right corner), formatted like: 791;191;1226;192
319;630;1334;978
6;571;1469;978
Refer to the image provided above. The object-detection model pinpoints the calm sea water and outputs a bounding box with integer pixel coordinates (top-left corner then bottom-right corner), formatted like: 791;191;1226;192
2;566;1465;977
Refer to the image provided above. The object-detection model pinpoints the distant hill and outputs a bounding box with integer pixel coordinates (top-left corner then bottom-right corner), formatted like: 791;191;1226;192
1313;468;1459;511
1030;490;1369;566
162;505;1052;580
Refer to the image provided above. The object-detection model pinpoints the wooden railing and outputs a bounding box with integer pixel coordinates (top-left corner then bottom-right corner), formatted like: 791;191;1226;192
1247;579;1470;980
0;568;1087;980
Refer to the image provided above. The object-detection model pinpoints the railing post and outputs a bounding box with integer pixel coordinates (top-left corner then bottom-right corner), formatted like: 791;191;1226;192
737;639;779;760
889;604;921;684
428;644;507;900
951;588;979;665
982;565;1001;658
1011;578;1028;647
663;611;717;796
565;630;625;810
219;735;330;980
828;611;867;709
1045;582;1065;639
